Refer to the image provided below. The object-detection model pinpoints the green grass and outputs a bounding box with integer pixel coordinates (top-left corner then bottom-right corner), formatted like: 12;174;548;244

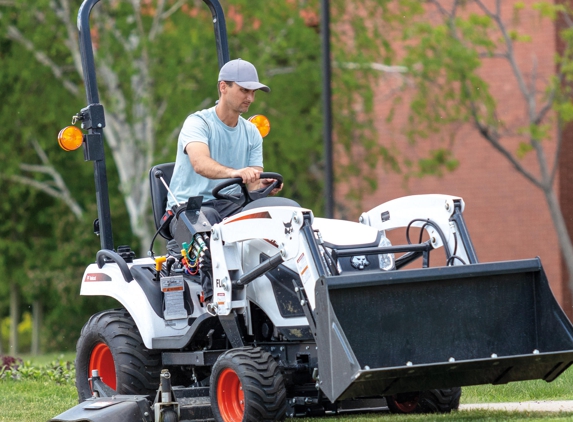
0;379;76;422
301;412;573;421
2;355;573;421
463;366;573;403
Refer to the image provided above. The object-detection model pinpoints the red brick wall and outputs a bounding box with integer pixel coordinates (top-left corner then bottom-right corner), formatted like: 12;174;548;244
335;0;571;317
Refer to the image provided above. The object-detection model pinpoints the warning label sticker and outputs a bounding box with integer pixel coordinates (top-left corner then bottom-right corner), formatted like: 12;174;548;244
296;253;311;285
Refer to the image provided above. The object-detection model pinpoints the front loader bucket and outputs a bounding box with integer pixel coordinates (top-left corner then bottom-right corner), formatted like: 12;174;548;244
313;258;573;402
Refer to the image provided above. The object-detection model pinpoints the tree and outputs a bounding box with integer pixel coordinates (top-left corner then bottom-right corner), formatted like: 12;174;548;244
2;0;416;249
0;0;401;350
0;1;131;352
378;0;573;293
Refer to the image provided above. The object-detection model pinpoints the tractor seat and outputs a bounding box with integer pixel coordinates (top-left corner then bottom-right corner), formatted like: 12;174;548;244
149;162;175;240
149;163;299;240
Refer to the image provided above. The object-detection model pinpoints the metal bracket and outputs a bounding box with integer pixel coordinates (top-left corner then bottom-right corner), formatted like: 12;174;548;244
79;103;106;130
83;133;104;161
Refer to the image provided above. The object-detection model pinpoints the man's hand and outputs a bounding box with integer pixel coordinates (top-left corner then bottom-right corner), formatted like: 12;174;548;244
260;178;283;196
231;167;261;184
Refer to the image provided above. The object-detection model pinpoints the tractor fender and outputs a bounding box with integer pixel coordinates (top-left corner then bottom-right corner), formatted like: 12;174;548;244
80;257;193;349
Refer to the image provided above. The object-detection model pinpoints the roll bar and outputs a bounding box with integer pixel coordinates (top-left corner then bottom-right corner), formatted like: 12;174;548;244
75;0;230;251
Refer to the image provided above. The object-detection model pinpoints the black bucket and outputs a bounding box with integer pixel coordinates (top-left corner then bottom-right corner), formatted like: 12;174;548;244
313;258;573;402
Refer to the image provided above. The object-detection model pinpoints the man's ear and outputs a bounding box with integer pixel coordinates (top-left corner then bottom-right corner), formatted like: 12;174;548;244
219;81;227;95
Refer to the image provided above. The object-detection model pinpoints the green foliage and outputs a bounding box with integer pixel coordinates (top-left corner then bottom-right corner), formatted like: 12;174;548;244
532;2;566;20
0;356;75;385
416;149;459;178
380;0;573;181
0;0;398;350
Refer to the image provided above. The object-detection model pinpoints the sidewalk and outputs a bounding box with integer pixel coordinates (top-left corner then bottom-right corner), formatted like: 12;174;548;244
460;401;573;412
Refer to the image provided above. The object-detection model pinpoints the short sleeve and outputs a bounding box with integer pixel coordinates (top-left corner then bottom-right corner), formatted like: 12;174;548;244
179;114;210;154
247;126;264;168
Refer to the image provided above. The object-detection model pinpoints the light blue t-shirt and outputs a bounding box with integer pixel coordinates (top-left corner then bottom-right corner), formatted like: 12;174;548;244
167;106;264;208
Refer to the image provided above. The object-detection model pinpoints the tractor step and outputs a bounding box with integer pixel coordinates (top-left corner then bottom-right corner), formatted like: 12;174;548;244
178;399;213;422
173;386;213;421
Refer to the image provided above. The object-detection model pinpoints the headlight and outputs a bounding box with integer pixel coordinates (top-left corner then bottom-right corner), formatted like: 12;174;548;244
378;233;395;271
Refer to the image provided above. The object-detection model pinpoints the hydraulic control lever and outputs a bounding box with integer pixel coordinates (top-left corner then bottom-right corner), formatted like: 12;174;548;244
155;170;180;207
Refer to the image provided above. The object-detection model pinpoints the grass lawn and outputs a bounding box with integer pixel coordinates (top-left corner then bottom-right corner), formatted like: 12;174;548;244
0;379;77;422
3;380;573;422
463;366;573;404
2;354;573;421
300;412;573;421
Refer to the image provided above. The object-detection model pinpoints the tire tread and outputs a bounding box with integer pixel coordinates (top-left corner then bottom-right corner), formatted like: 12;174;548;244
75;309;161;401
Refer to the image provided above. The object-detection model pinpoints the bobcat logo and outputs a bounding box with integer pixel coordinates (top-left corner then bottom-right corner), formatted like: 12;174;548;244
284;219;294;235
351;255;370;270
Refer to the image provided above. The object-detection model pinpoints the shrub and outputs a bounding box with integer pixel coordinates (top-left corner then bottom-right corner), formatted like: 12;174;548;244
1;355;23;370
0;356;74;384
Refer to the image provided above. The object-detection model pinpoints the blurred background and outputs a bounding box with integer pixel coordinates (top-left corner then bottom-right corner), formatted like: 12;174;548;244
1;0;572;356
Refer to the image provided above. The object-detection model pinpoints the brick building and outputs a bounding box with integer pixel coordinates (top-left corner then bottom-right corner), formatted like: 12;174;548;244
336;1;573;318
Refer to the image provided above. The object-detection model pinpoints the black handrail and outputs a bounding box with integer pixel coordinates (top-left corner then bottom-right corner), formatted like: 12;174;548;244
96;249;134;282
202;0;230;68
78;0;101;104
78;0;113;251
75;0;231;252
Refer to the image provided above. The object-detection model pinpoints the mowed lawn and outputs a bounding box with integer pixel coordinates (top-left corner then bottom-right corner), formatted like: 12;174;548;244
1;354;573;421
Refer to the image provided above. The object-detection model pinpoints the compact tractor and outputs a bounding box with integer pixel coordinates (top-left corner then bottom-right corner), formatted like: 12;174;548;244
52;1;573;421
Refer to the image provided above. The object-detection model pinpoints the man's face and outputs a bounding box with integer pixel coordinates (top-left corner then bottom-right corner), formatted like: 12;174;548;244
221;82;256;114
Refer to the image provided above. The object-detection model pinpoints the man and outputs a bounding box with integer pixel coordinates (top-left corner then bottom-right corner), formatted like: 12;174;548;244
167;58;281;229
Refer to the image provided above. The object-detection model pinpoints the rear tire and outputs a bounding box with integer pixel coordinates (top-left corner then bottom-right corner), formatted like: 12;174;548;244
386;387;461;414
75;309;162;401
210;347;287;422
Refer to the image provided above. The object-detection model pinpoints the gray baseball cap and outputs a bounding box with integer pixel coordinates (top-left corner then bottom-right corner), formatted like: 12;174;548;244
218;58;270;93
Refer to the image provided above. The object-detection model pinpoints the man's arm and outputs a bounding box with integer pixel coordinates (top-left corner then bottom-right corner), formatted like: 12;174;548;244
186;142;261;184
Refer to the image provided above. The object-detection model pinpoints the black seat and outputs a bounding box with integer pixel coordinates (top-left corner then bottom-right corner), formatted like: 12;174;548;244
149;162;175;240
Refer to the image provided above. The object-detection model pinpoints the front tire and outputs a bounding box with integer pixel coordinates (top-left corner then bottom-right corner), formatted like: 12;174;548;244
210;347;287;422
75;309;162;401
386;387;461;414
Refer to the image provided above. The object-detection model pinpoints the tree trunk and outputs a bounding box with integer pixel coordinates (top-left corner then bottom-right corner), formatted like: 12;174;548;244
32;299;42;356
9;284;19;356
544;187;573;316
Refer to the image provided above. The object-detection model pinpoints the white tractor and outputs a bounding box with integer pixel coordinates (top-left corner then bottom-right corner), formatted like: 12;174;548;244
52;1;573;421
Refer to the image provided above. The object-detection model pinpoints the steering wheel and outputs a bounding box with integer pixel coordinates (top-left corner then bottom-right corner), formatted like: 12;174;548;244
212;172;284;206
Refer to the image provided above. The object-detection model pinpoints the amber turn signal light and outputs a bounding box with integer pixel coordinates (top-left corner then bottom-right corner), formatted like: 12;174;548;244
248;115;271;138
58;126;84;151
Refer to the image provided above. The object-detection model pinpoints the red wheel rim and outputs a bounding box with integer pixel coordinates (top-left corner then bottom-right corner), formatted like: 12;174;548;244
392;392;420;413
217;368;244;422
89;342;116;391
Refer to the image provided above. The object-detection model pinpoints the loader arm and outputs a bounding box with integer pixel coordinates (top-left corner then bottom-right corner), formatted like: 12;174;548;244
210;206;320;315
360;194;478;265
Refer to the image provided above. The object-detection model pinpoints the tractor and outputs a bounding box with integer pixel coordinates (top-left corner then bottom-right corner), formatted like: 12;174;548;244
51;1;573;421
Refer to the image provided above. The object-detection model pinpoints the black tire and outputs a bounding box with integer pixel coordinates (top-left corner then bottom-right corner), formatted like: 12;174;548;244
75;308;162;401
210;347;287;422
386;387;461;414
